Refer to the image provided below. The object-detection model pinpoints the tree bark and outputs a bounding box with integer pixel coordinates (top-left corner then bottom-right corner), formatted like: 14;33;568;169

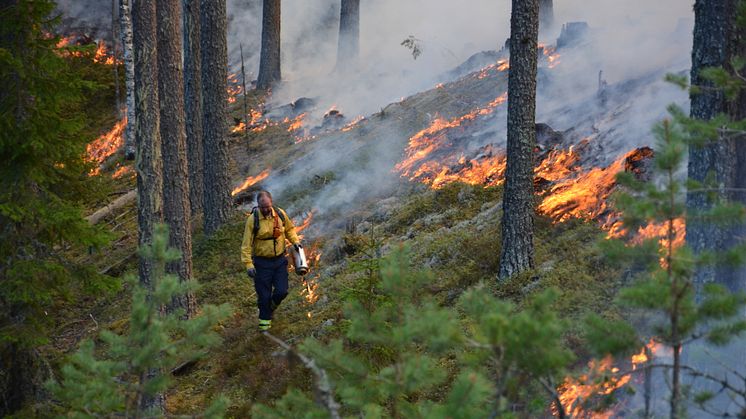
499;0;539;280
120;0;136;160
257;0;281;90
132;0;162;288
539;0;553;34
687;0;746;292
111;0;121;115
184;0;203;216
337;0;359;70
200;0;232;235
156;0;196;316
132;0;165;411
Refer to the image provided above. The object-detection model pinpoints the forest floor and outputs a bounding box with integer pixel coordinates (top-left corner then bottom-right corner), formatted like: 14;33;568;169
37;55;630;417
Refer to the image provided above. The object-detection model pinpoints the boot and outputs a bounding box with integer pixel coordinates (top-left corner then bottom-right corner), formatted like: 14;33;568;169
258;319;272;331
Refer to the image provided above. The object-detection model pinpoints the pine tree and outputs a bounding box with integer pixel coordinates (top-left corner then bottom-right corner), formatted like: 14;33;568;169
157;0;196;315
200;0;232;236
253;248;572;418
586;116;746;418
337;0;360;70
499;0;540;279
0;1;112;413
119;0;136;160
132;0;163;287
687;0;746;290
47;225;231;418
257;0;281;90
184;0;204;217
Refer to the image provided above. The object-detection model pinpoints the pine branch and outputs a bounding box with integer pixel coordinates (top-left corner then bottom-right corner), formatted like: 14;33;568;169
263;332;342;419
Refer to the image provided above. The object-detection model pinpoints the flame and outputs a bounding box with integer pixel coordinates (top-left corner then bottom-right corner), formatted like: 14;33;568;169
556;356;629;419
231;121;246;133
556;340;662;417
87;118;127;175
544;48;561;69
56;35;75;49
473;59;511;80
93;40;115;65
395;93;508;184
295;211;315;240
231;168;270;196
226;73;243;104
287;113;307;132
232;109;269;134
341;115;365;132
633;218;686;250
534;147;581;182
112;165;133;179
540;43;562;69
288;212;323;318
56;37;117;64
537;156;625;224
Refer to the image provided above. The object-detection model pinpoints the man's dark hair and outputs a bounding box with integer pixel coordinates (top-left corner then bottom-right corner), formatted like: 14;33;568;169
256;190;272;202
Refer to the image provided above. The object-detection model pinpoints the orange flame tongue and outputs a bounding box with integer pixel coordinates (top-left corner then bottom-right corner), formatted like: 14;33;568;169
395;93;508;183
87;117;127;175
537;156;624;223
93;40;115;65
557;340;663;418
231;168;271;196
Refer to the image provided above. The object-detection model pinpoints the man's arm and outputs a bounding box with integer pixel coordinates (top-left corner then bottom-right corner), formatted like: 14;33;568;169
240;213;255;269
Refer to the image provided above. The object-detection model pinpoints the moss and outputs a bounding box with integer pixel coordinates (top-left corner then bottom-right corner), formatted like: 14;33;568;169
386;183;502;234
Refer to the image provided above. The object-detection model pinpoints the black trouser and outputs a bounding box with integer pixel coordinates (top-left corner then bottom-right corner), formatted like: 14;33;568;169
253;255;289;320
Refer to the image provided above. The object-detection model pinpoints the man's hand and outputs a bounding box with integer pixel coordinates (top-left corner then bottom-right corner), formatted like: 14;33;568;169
246;268;256;279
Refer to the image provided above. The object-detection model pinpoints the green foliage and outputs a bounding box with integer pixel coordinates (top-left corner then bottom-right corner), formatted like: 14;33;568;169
253;248;573;418
588;115;746;417
0;0;115;347
47;225;232;418
341;227;389;313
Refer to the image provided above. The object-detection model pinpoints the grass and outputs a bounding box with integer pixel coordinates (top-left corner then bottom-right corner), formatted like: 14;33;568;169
158;180;624;416
41;61;626;417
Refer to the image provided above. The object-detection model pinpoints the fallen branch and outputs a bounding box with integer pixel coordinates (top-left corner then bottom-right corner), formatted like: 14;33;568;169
263;331;341;419
86;189;137;225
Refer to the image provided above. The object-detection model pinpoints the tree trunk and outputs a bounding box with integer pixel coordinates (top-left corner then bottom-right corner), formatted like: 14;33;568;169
200;0;232;235
132;0;162;287
257;0;281;90
132;0;165;412
539;0;553;34
120;0;135;160
184;0;203;216
687;0;745;291
156;0;196;316
337;0;359;69
111;0;121;115
499;0;539;280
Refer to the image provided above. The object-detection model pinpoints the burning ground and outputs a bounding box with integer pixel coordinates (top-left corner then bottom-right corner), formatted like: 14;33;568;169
48;23;694;418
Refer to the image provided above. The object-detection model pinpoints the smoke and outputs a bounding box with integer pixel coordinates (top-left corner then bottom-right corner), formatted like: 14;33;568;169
55;0;114;39
54;0;695;212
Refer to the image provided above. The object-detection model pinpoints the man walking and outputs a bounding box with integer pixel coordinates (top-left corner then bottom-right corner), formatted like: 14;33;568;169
241;190;301;331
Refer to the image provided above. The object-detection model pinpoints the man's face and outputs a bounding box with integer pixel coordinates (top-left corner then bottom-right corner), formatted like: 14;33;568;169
258;196;273;216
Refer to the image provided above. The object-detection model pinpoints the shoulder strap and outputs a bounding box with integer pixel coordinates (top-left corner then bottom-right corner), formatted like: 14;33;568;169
275;206;286;223
252;207;260;237
252;207;286;238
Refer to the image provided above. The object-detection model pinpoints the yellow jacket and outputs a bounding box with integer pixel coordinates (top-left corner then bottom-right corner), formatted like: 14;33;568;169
240;207;300;269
